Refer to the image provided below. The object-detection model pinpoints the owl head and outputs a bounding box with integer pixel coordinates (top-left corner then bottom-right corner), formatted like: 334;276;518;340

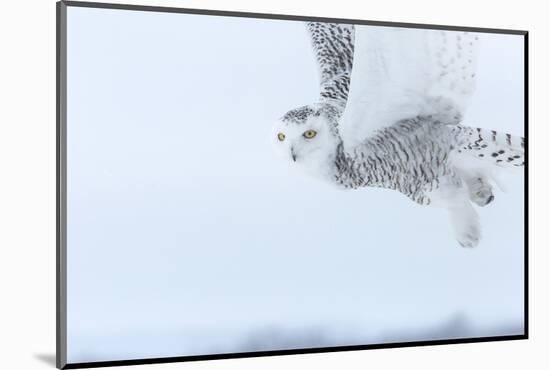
273;103;342;178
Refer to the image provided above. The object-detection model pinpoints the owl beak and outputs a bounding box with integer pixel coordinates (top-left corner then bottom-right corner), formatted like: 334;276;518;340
290;147;297;162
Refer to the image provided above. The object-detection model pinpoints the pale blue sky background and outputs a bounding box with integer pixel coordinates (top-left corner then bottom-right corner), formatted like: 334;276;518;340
66;6;525;363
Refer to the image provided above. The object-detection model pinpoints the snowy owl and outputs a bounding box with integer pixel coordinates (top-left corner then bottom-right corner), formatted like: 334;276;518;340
273;22;524;247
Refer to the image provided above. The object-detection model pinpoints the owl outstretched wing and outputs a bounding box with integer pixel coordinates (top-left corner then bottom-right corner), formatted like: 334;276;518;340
306;22;480;149
339;25;479;148
306;22;355;108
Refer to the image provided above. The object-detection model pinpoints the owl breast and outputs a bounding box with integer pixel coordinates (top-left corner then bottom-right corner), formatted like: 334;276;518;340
332;117;459;205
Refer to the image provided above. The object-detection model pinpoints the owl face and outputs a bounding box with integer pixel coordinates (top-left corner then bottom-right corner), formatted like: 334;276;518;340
273;104;341;178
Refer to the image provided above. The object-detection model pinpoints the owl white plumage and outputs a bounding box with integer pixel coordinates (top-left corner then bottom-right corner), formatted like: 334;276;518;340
273;23;524;247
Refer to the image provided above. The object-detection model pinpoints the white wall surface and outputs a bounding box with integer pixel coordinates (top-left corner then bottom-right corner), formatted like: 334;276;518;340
0;0;547;369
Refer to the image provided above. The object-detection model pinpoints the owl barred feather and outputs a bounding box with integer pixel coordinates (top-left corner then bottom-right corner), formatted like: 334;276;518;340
274;22;524;247
334;118;458;205
332;120;524;205
306;22;354;106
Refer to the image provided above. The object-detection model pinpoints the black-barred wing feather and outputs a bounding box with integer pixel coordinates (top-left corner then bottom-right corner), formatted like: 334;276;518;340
306;22;355;107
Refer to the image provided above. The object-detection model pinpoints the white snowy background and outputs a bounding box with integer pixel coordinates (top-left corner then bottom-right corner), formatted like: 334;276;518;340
66;6;525;363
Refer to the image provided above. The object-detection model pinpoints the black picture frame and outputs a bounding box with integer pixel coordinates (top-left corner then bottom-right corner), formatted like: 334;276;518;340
56;1;529;368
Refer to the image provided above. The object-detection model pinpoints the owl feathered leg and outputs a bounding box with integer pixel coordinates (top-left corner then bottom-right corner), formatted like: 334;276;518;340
448;197;480;248
427;176;481;248
449;125;525;207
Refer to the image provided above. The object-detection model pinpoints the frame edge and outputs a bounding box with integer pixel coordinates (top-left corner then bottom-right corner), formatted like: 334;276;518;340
57;2;529;368
62;0;527;35
57;1;68;369
523;32;529;339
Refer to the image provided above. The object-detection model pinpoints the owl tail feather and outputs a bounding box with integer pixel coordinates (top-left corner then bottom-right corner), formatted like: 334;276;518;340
453;125;525;168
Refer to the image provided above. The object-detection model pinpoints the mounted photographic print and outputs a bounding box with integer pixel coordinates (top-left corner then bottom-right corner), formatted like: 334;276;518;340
57;1;528;368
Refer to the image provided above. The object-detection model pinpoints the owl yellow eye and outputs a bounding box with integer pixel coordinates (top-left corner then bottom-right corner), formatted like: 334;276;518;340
303;130;317;139
277;133;286;141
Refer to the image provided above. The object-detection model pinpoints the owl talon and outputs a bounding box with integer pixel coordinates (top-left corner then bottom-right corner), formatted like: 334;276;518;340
457;232;480;248
467;177;494;207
